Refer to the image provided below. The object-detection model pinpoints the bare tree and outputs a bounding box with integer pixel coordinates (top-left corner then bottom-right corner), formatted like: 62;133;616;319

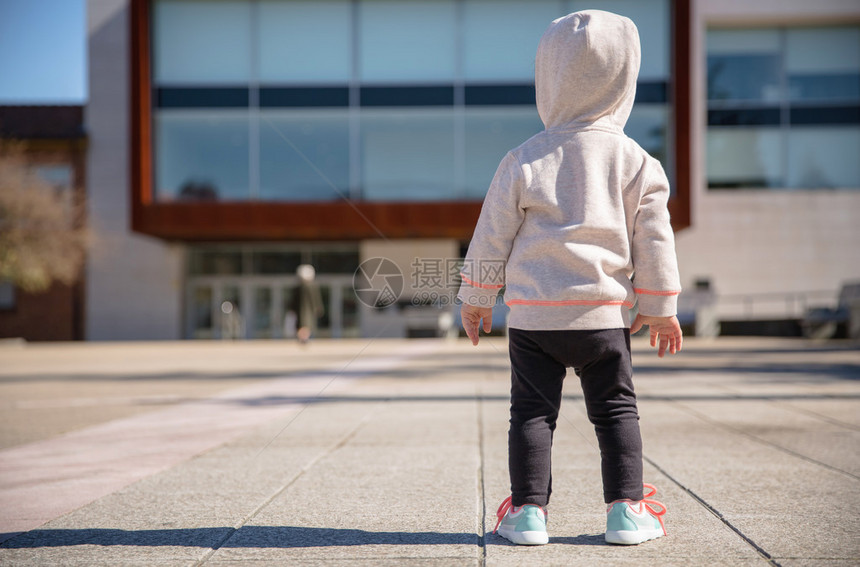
0;150;89;293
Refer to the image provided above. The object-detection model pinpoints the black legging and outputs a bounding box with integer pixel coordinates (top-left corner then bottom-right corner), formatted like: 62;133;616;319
507;327;644;506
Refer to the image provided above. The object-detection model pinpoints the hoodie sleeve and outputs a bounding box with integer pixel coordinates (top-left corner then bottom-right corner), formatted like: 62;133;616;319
631;157;682;316
458;151;526;308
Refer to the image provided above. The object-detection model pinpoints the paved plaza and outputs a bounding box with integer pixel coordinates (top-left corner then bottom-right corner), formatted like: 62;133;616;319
0;336;858;566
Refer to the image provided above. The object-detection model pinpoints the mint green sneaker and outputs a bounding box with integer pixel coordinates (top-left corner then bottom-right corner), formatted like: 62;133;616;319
493;496;549;545
605;483;667;545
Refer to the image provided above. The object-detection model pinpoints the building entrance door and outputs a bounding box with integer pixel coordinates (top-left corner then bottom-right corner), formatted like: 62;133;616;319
186;274;358;340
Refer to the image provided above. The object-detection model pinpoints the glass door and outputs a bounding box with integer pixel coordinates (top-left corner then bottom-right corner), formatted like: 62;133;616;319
186;275;359;339
251;286;274;338
189;285;214;339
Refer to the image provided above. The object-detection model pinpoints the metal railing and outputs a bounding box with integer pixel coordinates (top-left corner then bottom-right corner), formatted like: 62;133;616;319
706;290;837;320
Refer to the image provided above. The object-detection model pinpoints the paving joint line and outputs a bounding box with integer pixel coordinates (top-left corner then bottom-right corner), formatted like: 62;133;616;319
476;386;488;567
192;405;379;566
644;455;782;567
672;401;860;481
772;400;860;432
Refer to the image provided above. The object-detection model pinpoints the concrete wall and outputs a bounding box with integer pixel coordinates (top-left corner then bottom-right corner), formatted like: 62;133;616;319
676;0;860;319
86;0;183;340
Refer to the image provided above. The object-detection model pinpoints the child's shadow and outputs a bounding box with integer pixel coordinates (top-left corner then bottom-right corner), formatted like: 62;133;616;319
488;533;605;546
552;533;605;545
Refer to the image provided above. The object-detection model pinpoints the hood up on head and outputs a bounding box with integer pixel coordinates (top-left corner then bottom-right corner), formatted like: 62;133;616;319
535;10;641;131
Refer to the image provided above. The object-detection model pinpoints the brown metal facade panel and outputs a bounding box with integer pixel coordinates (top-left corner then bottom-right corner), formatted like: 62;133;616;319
670;0;692;231
130;0;152;235
130;0;692;241
135;201;483;241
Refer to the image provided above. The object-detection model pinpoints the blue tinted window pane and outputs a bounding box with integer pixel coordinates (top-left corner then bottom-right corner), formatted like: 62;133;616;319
787;27;860;69
359;0;456;83
786;127;860;189
464;107;543;199
360;109;455;200
707;29;781;103
258;0;351;83
463;0;563;82
786;27;860;102
788;74;860;102
155;110;250;200
707;127;783;188
707;54;782;102
259;110;349;201
153;0;251;85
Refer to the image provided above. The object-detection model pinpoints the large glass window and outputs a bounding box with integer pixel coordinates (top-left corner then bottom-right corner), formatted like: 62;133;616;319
155;110;250;200
258;0;351;83
151;0;674;202
259;109;349;201
358;0;457;83
786;27;860;102
361;109;456;200
153;0;251;84
707;26;860;189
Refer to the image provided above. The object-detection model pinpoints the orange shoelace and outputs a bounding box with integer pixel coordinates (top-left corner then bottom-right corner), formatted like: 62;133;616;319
493;496;548;533
613;483;667;535
493;496;513;533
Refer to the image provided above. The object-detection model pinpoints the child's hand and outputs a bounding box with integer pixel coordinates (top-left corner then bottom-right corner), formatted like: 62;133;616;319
461;304;493;345
630;314;683;357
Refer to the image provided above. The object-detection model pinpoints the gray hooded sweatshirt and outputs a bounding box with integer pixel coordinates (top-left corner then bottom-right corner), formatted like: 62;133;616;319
458;9;681;330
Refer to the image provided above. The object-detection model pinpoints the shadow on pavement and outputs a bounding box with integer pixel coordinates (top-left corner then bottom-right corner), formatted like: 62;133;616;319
199;391;860;409
1;527;613;549
0;526;475;549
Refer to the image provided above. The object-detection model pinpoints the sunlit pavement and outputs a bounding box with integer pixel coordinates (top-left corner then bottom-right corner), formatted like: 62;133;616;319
0;337;858;566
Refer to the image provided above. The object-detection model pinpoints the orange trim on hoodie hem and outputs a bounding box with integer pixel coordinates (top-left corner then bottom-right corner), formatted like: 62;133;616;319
634;288;681;297
506;299;634;308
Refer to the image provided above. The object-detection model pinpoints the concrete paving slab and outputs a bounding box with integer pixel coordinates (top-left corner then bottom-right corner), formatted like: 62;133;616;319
207;396;482;565
775;399;860;429
672;398;860;477
640;399;860;564
0;399;380;566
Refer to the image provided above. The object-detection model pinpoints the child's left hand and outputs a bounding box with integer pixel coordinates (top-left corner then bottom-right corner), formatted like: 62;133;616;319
630;314;683;357
461;304;493;345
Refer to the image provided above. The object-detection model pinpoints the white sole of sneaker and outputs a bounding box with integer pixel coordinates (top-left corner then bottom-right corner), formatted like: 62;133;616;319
605;528;664;545
497;527;549;545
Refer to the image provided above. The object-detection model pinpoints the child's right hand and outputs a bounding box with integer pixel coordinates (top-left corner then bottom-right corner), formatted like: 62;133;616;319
461;304;493;345
630;314;683;357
